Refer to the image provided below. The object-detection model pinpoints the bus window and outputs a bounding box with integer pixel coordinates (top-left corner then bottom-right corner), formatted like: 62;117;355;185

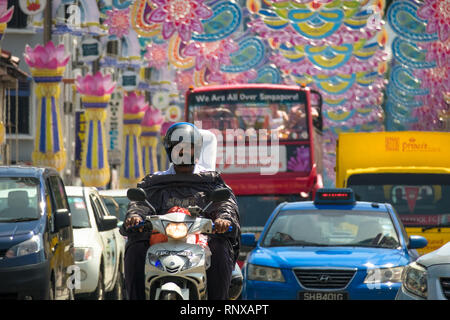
190;101;309;141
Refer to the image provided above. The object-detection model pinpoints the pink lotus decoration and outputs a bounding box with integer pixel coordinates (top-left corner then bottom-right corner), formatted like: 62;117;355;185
142;106;164;127
76;72;116;97
149;0;213;42
124;92;148;115
0;0;14;24
24;41;70;70
160;121;175;136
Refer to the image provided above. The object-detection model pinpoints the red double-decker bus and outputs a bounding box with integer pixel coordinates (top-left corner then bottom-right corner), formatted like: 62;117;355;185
185;84;323;238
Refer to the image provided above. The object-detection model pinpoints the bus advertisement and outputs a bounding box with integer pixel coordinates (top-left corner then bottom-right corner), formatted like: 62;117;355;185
336;131;450;255
185;84;324;241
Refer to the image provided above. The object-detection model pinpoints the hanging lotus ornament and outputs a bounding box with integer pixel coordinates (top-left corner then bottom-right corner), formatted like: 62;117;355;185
76;72;116;187
24;41;70;172
141;106;164;174
120;91;147;188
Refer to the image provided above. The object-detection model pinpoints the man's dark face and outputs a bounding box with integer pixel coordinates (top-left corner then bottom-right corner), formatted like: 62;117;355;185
174;164;195;174
172;142;196;174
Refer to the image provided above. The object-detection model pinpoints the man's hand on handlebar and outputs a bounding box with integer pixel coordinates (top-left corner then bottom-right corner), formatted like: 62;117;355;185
213;218;231;234
125;215;144;232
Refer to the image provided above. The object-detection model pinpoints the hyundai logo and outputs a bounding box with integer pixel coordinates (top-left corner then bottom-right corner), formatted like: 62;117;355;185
318;275;330;283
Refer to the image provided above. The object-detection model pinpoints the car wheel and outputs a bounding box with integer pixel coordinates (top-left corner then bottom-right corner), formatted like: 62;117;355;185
47;281;55;300
89;270;105;300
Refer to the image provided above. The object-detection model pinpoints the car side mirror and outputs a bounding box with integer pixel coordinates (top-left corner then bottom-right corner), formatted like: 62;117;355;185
408;235;428;249
55;208;71;231
127;188;147;202
241;233;257;247
99;216;118;232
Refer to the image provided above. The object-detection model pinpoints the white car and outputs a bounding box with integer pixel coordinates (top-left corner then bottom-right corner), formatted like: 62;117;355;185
99;189;129;228
65;186;126;300
396;241;450;300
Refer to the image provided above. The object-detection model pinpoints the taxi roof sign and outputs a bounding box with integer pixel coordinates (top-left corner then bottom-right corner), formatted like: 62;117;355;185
314;188;355;205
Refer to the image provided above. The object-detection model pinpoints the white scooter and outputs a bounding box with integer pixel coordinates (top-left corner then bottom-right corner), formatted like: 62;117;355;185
127;187;242;300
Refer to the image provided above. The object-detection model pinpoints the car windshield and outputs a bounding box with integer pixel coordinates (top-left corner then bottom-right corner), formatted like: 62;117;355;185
68;196;91;228
102;196;129;222
0;177;40;221
262;210;400;249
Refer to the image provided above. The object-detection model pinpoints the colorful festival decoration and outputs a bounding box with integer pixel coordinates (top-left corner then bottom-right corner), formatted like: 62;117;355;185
148;0;213;42
105;7;131;38
120;91;147;188
141;106;164;174
144;42;169;69
0;0;14;42
19;0;46;16
0;121;5;145
24;41;70;172
386;0;449;132
20;0;430;187
76;72;116;187
245;0;388;185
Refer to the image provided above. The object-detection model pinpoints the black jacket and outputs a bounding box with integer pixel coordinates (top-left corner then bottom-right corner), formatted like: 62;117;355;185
121;171;241;263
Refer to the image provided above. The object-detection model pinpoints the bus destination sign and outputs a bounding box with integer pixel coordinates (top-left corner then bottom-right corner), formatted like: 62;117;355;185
189;89;305;106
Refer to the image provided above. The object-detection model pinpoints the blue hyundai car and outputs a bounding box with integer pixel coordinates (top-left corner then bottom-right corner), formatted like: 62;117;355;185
241;188;428;300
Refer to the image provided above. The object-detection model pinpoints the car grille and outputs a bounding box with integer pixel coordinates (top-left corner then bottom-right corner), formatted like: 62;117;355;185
294;269;356;290
440;278;450;300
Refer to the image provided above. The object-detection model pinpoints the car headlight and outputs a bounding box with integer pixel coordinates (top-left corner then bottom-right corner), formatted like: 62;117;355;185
402;262;427;298
247;264;285;282
74;247;93;262
364;266;404;284
165;223;188;239
5;235;43;258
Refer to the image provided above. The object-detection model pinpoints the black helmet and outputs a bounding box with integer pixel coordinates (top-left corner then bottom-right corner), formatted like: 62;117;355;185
163;122;203;165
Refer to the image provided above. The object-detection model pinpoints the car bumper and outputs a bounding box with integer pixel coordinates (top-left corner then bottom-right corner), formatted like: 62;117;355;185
0;261;50;300
395;285;424;300
74;259;100;294
243;280;401;300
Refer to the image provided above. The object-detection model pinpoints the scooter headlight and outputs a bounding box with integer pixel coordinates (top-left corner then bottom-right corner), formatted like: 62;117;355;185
166;223;188;239
148;253;164;270
182;253;204;271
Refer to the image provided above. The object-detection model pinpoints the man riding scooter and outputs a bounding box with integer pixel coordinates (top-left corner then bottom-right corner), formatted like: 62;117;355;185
121;122;241;300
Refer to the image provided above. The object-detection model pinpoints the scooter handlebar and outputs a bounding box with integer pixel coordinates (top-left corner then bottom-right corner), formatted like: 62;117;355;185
212;223;233;233
126;220;152;233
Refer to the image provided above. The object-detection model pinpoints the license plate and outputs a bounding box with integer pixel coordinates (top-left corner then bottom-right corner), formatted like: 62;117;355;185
299;291;348;300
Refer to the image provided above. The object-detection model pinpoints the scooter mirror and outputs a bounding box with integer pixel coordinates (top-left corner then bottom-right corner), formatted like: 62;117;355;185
209;188;231;202
127;188;147;202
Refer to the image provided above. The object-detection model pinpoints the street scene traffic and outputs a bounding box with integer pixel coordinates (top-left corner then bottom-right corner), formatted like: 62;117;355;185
0;0;449;302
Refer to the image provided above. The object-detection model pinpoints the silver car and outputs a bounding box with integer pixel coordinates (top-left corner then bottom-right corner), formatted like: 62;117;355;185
396;241;450;300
